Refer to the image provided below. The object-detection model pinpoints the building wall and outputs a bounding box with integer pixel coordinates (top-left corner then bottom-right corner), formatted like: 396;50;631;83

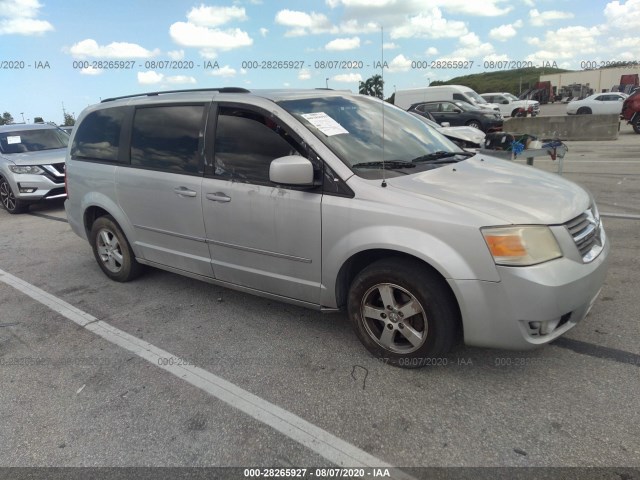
540;68;640;93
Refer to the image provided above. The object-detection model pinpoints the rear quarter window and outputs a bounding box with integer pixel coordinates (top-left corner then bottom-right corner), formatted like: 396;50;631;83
72;107;126;162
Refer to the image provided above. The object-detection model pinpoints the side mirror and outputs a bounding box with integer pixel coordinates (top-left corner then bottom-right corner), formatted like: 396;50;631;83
440;122;451;127
502;100;509;104
269;155;314;186
452;108;462;113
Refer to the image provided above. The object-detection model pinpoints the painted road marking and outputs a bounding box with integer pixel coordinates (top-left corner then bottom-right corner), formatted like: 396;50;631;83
0;268;414;479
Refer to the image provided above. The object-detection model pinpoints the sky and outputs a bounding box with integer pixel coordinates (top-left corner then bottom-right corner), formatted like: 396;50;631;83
1;0;639;124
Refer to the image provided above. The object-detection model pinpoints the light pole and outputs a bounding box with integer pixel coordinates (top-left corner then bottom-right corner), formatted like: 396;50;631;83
20;112;25;123
326;77;329;89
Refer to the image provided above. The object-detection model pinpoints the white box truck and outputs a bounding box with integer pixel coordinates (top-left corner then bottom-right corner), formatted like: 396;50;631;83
395;85;501;112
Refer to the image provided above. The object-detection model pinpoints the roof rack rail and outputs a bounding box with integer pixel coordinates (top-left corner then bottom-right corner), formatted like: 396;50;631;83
101;87;250;103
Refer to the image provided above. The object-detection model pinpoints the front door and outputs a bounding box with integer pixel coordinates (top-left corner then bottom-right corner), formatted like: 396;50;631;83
202;104;323;304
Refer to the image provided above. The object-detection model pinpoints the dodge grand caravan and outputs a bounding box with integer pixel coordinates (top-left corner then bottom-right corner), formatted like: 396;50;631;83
65;88;609;367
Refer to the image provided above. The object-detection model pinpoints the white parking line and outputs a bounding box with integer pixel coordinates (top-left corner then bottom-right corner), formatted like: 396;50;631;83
0;268;413;479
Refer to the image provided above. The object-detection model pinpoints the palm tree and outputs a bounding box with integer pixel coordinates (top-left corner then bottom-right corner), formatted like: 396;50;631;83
358;74;384;99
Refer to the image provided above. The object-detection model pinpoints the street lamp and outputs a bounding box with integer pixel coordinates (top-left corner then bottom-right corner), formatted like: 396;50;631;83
20;112;25;123
326;77;329;88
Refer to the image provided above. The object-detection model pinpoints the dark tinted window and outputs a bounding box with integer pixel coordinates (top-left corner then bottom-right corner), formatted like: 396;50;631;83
422;103;440;112
130;105;204;174
452;93;466;102
72;107;125;161
213;107;301;184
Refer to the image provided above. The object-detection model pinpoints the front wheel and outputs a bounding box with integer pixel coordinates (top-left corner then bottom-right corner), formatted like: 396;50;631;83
633;120;640;134
0;177;29;214
347;258;458;368
90;215;143;282
577;107;592;115
465;120;482;130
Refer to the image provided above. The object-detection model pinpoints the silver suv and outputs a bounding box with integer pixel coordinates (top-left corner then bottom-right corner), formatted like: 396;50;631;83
0;123;68;213
64;88;609;367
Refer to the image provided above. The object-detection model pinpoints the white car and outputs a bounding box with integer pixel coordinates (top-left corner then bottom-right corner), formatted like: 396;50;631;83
566;92;627;115
481;92;540;118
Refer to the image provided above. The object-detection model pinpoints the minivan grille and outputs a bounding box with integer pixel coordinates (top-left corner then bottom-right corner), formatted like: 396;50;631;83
565;208;604;262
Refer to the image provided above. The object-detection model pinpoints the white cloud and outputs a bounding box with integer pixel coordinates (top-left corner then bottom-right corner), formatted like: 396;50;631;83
259;27;268;37
489;24;518;41
137;71;164;85
69;39;160;59
525;26;601;60
275;9;337;36
529;9;575;27
449;32;494;59
426;47;439;55
332;73;362;82
383;42;399;50
186;5;247;27
390;8;468;39
0;0;53;35
80;66;102;76
208;65;237;78
325;36;360;50
338;19;379;34
170;22;253;50
604;0;640;30
298;69;311;80
166;75;196;84
387;54;412;72
483;53;510;62
167;49;184;60
327;0;512;16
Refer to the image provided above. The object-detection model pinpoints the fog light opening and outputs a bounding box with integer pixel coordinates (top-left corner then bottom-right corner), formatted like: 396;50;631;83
18;185;37;193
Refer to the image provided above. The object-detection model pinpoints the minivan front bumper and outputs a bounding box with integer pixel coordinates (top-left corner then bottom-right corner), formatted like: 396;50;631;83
450;237;610;350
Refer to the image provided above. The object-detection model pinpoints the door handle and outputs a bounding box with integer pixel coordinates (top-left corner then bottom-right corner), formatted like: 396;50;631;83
174;187;197;198
206;192;231;203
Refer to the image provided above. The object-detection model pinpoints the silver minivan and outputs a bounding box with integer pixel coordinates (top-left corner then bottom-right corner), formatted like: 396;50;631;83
64;88;609;367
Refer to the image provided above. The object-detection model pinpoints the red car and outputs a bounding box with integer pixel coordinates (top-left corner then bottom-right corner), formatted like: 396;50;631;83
621;89;640;134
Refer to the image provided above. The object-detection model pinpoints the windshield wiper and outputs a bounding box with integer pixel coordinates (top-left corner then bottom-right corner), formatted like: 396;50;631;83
412;151;475;163
352;160;416;169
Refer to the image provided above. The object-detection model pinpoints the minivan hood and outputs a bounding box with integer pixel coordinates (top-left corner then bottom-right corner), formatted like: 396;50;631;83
1;148;67;166
387;155;590;224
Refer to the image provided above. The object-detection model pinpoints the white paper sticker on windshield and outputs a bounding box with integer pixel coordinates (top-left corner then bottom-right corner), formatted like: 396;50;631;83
6;136;21;144
301;112;348;136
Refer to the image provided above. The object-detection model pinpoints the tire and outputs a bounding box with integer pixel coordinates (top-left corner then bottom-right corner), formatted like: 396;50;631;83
633;121;640;134
577;107;592;115
465;120;482;130
347;258;458;368
0;177;29;214
512;109;526;118
89;215;143;282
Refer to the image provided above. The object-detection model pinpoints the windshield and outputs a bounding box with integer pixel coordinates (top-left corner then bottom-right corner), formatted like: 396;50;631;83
465;90;488;104
0;128;68;154
504;93;519;101
453;100;482;111
279;95;465;177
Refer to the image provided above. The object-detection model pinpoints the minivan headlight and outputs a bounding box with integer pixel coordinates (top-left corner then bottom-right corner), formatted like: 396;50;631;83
8;165;44;174
481;226;562;266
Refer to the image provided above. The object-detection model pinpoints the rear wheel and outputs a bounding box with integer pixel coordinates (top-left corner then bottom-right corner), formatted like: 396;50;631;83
577;107;592;115
347;258;458;368
633;119;640;134
90;215;143;282
0;177;29;214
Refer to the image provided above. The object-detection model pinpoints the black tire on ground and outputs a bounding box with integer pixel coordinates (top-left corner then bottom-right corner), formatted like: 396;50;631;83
0;177;29;214
89;215;144;282
347;258;459;368
577;107;592;115
465;120;482;130
633;120;640;134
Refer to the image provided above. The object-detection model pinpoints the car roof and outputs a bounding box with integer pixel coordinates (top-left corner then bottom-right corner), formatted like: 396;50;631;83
0;123;59;132
98;87;355;106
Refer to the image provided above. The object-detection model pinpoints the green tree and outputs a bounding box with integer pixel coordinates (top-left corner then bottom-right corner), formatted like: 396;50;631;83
1;112;14;125
358;74;384;99
63;112;76;126
34;116;44;123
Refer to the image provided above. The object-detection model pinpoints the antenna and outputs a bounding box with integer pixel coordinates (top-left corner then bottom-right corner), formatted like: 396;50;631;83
380;25;387;188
